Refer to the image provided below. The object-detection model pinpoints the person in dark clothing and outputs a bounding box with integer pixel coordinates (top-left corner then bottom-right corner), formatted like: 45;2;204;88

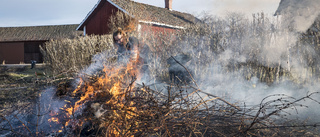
113;28;150;76
30;60;37;69
113;28;139;62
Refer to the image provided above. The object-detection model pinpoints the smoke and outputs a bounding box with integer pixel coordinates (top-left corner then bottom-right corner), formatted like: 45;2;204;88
38;87;67;131
0;87;67;136
81;47;117;76
146;10;320;122
211;0;279;16
275;0;320;32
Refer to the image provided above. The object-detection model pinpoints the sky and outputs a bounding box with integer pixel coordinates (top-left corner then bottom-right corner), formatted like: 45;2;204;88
0;0;280;27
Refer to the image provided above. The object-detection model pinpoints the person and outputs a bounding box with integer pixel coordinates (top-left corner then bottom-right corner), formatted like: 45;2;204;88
30;60;37;69
113;28;139;63
112;28;150;80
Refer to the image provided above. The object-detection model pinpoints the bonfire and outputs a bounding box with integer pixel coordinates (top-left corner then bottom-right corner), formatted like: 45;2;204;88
45;51;245;137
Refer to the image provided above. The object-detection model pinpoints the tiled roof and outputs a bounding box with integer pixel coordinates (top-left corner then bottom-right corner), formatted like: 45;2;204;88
0;24;83;42
274;0;320;16
274;0;320;32
77;0;200;30
274;0;289;16
111;0;200;27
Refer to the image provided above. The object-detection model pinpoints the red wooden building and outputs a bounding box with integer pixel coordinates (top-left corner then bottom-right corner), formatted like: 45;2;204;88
0;24;82;64
76;0;199;35
0;0;199;64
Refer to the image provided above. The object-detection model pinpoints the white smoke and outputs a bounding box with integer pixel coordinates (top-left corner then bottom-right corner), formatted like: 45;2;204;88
156;10;320;122
275;0;320;32
81;48;117;76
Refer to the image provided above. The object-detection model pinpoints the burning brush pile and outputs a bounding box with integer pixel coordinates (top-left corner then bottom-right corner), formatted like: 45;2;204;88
4;11;320;136
46;55;246;136
45;52;320;136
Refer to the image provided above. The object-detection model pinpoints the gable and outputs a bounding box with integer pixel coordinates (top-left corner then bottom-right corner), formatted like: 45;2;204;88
77;0;200;31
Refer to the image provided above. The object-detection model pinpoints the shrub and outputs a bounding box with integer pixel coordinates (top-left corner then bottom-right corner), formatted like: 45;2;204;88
40;35;115;76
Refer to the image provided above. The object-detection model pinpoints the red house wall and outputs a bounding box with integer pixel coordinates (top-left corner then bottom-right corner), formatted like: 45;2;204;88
151;26;176;34
139;24;178;52
83;1;181;37
85;2;119;35
0;42;24;64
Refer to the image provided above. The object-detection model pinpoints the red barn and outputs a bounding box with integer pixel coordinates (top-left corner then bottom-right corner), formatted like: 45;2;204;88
0;0;199;64
0;25;82;64
76;0;200;35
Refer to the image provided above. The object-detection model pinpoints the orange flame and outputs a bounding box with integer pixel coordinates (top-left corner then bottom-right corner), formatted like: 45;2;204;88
48;117;59;123
49;50;142;135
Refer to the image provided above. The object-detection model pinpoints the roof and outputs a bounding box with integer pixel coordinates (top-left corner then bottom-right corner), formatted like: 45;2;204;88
77;0;200;30
111;0;199;26
0;24;83;42
274;0;320;16
273;0;320;32
274;0;291;16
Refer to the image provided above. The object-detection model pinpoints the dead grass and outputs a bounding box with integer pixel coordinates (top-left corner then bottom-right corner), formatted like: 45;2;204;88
0;65;48;115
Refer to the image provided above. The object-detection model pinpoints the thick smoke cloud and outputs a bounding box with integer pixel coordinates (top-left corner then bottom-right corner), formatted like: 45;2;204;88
156;1;320;121
275;0;320;32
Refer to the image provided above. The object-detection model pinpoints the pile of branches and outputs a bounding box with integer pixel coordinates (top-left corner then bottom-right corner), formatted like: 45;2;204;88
1;71;320;136
1;58;320;136
54;69;320;137
56;76;240;136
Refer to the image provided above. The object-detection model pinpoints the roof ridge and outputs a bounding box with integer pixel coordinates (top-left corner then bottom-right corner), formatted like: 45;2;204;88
0;24;80;28
112;0;199;26
0;24;82;42
114;0;194;17
77;0;199;31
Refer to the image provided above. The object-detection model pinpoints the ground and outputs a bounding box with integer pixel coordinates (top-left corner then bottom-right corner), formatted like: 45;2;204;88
0;64;48;116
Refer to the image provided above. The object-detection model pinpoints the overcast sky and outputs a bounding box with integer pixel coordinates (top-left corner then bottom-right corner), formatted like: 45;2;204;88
0;0;280;27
